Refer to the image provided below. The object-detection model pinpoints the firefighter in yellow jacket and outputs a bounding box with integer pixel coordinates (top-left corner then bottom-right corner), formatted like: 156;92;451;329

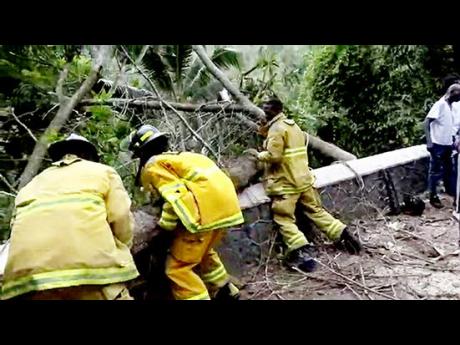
248;98;362;273
129;125;243;301
0;134;139;300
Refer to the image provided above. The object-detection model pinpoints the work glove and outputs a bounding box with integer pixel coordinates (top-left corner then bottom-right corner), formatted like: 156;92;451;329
338;228;362;255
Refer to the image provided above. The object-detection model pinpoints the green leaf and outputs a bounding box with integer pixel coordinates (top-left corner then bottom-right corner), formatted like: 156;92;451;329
143;48;174;92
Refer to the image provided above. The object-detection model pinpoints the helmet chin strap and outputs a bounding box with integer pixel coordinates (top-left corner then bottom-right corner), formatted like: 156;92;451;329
135;152;155;186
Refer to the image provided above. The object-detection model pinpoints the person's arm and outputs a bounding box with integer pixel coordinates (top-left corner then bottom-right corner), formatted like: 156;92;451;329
106;168;135;248
257;126;285;164
425;102;441;150
424;117;434;149
158;201;179;230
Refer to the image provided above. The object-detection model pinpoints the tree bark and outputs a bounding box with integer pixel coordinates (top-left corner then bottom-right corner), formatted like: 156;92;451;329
192;45;266;121
81;98;252;114
307;133;357;161
16;46;113;189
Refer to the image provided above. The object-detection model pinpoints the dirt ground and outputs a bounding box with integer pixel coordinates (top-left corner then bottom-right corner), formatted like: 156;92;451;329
241;195;460;300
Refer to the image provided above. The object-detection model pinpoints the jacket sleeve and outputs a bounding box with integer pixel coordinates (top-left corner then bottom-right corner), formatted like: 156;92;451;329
142;160;186;198
258;125;285;164
158;201;179;230
106;168;135;248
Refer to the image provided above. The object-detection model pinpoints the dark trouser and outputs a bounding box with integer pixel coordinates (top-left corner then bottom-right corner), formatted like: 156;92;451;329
428;143;457;201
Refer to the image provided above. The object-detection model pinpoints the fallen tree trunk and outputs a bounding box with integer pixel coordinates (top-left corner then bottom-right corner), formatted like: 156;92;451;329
81;97;251;114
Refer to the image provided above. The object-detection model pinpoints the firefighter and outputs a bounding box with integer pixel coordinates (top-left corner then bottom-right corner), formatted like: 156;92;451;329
129;125;243;300
0;134;139;300
247;98;362;273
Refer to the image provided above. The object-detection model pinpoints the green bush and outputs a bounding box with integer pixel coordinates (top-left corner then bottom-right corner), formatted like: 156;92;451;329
296;45;455;158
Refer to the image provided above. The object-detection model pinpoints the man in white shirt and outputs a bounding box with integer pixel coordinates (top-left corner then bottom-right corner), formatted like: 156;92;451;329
424;83;460;209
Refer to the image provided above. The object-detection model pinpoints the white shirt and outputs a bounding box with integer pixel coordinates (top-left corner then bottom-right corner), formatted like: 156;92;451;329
426;97;458;145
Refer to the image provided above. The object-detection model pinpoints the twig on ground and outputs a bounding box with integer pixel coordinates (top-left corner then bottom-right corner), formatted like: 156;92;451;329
314;259;398;300
398;229;444;257
344;283;363;300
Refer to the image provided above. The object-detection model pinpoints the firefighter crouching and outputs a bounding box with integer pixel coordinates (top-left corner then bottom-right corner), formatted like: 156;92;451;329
129;125;243;300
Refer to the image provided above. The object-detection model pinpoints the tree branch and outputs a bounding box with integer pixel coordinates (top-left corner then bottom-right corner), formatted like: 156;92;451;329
11;109;37;142
307;133;357;161
0;173;17;194
56;64;70;105
81;98;252;114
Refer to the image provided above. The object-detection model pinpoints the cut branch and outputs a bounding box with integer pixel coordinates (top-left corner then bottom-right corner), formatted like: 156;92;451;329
16;45;113;190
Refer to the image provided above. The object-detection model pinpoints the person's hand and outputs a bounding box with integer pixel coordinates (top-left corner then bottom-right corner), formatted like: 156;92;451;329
338;228;362;255
453;139;460;153
426;142;434;153
243;148;259;160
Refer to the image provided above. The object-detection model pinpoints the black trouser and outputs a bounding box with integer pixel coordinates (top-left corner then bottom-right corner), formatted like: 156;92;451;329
428;143;457;202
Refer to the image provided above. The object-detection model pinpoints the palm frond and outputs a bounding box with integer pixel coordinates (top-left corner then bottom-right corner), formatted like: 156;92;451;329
142;47;174;92
211;48;242;71
186;48;242;92
175;45;193;83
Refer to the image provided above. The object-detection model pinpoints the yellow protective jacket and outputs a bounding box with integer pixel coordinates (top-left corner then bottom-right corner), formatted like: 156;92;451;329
141;152;244;233
258;113;314;195
1;155;139;300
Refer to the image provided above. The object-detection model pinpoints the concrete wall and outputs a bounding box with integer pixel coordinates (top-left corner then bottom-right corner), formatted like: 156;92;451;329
219;145;431;277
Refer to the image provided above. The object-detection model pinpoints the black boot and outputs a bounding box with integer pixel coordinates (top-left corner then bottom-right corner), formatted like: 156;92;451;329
284;245;317;273
430;194;444;209
338;228;362;255
214;282;240;301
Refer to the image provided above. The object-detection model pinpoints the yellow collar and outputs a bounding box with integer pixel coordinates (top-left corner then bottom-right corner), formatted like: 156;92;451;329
51;154;82;167
267;113;286;127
